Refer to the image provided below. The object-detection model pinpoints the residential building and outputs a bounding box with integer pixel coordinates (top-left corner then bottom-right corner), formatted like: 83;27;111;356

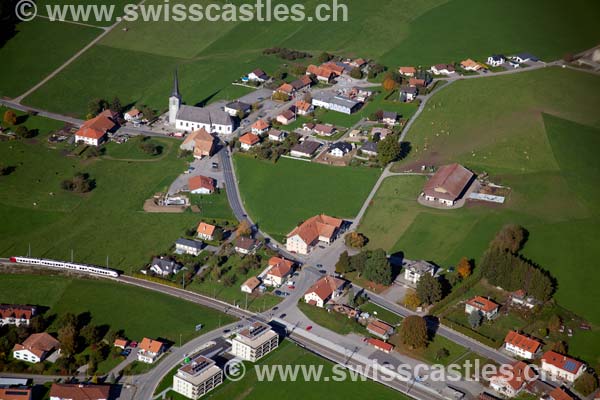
409;77;427;88
540;351;586;383
251;119;270;135
124;108;143;123
241;277;261;294
276;110;296;125
294;100;313;116
0;387;31;400
13;333;60;363
263;257;294;287
510;290;536;309
235;237;259;255
350;58;367;68
286;214;344;255
430;64;456;75
313;124;336;136
197;222;217;241
188;175;215;195
75;111;117;146
366;338;394;353
290;76;312;92
511;53;538;63
371;127;392;140
490;361;536;398
248;68;269;82
49;384;110;400
461;59;482;71
398;66;416;77
224;101;251;117
402;260;436;285
400;86;418;102
173;355;223;399
382;111;398;125
366;320;395;340
328;142;353;157
422;163;475;206
303;276;346;307
138;337;165;364
360;141;378;157
231;322;279;362
487;55;506;67
290;141;321;158
0;304;36;327
149;257;182;277
545;387;575;400
239;133;260;151
175;238;204;256
465;296;499;320
179;128;216;159
276;83;295;97
267;129;286;142
504;331;542;359
114;338;129;349
312;93;361;115
306;64;336;83
321;62;346;76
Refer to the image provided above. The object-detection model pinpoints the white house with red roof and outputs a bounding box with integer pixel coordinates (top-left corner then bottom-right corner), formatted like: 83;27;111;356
0;304;36;327
540;351;586;383
504;331;542;359
13;333;60;364
465;296;499;320
188;175;215;195
303;276;346;308
75;110;117;146
251;119;270;135
286;214;344;255
263;257;294;287
490;361;536;397
239;133;260;151
137;337;165;363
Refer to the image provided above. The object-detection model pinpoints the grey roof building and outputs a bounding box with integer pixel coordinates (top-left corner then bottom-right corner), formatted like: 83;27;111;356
149;257;183;276
361;141;378;155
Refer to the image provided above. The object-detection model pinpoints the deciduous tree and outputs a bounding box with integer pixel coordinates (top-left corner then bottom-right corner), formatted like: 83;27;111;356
377;133;402;165
574;372;599;396
468;310;483;328
363;249;392;285
456;257;472;279
236;220;252;237
399;316;428;349
335;251;351;274
345;232;368;249
403;290;421;310
3;110;16;125
416;273;442;305
548;314;562;333
383;78;397;92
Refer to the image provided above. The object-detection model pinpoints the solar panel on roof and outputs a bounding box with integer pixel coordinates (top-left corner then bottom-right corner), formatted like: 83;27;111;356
563;360;578;372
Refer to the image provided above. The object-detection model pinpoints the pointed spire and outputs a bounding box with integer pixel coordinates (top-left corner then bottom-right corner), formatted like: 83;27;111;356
171;69;181;99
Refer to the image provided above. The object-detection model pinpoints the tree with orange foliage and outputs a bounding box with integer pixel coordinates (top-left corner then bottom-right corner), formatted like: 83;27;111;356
383;78;397;92
236;220;252;237
457;257;472;279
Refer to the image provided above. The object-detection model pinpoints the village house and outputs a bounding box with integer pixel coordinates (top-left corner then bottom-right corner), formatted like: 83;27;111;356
197;222;217;241
137;337;166;364
0;387;31;400
276;109;296;125
490;361;536;398
382;111;398;125
49;384;110;400
149;257;182;277
286;214;344;255
13;333;60;364
510;290;536;309
398;66;417;77
540;351;586;383
248;68;269;82
124;108;143;123
347;87;373;102
114;338;129;349
175;238;204;256
239;132;261;151
402;260;436;284
349;58;367;68
400;86;418;102
313;123;336;136
422;163;475;206
312;93;361;115
173;354;223;400
366;338;394;353
409;77;427;88
321;62;346;76
504;331;542;360
267;129;286;142
276;83;295;97
460;59;482;71
224;101;251;117
170;72;234;134
371;127;392;140
235;237;259;255
188;175;215;195
290;140;321;158
230;322;279;362
290;75;313;92
179;128;217;159
366;320;395;340
487;55;506;67
303;275;346;308
241;277;261;294
328;142;353;157
465;296;499;320
544;387;575;400
430;64;456;75
510;53;538;63
295;100;314;116
251;119;270;135
0;304;36;327
360;141;378;157
75;110;117;146
263;257;294;287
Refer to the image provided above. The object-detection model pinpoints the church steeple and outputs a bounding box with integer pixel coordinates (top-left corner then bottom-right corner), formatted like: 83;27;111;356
171;69;181;99
169;69;181;125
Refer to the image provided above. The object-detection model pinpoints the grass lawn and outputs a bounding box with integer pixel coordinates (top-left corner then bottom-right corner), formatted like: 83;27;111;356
0;274;234;344
358;302;403;326
0;18;101;98
234;155;380;241
190;191;236;223
102;136;171;160
390;332;469;367
0;116;216;271
298;302;363;335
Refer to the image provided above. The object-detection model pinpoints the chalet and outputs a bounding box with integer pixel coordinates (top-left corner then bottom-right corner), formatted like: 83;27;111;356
0;304;36;327
303;276;346;307
251;119;270;135
400;86;418;102
175;238;204;256
306;65;335;83
239;133;261;150
366;320;395;340
179;128;216;159
276;110;296;125
286;214;343;255
241;277;261;294
328;142;353;157
360;141;378;157
504;331;542;360
224;101;251;117
490;361;536;397
267;129;286;142
487;55;506;67
290;141;321;158
398;66;417;77
422;163;475;206
114;338;129;349
248;68;269;82
138;337;165;364
321;62;346;76
149;257;182;277
188;175;215;194
75;111;117;146
235;237;259;255
313;124;337;136
430;64;456;75
13;333;60;363
197;222;217;241
460;59;482;71
49;384;110;400
263;257;294;287
540;351;586;383
402;260;436;284
465;296;499;320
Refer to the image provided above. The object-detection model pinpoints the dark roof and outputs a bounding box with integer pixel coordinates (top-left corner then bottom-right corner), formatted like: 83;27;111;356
235;237;258;250
401;86;418;95
177;105;233;126
225;101;251;112
329;142;352;153
150;257;182;273
514;52;538;61
361;141;378;153
171;69;181;99
291;141;321;155
175;238;204;250
423;163;474;201
251;68;268;78
490;54;506;61
382;111;398;120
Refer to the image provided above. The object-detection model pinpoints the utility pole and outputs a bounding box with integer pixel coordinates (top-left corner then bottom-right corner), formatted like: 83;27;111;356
245;293;248;310
28;243;31;257
71;249;74;263
179;333;182;348
106;255;109;268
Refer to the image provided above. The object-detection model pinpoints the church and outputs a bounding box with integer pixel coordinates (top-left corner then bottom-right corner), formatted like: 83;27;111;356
169;71;234;135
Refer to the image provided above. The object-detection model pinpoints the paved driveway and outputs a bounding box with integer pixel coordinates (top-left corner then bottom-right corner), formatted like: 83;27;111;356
168;151;225;195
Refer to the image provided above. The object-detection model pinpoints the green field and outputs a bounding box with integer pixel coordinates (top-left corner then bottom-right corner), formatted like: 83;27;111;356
358;68;600;366
0;113;206;271
0;274;234;343
15;0;600;116
234;155;380;240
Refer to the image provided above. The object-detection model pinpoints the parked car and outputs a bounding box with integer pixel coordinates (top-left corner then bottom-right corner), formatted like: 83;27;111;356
130;341;138;348
306;325;313;331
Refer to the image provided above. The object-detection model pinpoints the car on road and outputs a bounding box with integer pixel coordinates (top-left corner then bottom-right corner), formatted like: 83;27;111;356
316;264;323;268
121;349;131;356
306;325;313;331
223;329;231;333
319;269;327;274
272;306;279;311
288;285;295;290
212;162;219;169
318;245;325;249
279;313;287;318
274;290;282;296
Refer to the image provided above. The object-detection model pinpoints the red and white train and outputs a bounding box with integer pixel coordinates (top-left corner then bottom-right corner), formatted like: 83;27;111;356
9;256;119;278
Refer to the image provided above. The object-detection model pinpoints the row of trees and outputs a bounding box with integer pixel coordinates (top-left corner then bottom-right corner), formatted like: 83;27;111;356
335;249;393;285
263;47;312;60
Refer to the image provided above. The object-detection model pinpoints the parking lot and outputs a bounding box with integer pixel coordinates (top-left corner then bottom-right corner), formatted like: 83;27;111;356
167;149;226;195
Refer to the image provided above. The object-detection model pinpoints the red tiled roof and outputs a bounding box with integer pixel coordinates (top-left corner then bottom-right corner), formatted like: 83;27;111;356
239;133;260;146
366;338;394;352
492;361;536;391
49;384;110;400
548;387;573;400
13;333;60;359
466;296;499;313
287;214;343;244
252;119;269;130
242;277;261;291
76;114;116;139
267;257;294;278
0;388;31;400
305;276;345;301
0;304;35;320
188;175;215;192
277;83;294;94
367;320;394;336
139;337;164;354
197;222;216;236
504;331;542;353
399;66;416;74
541;351;584;374
424;163;474;201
